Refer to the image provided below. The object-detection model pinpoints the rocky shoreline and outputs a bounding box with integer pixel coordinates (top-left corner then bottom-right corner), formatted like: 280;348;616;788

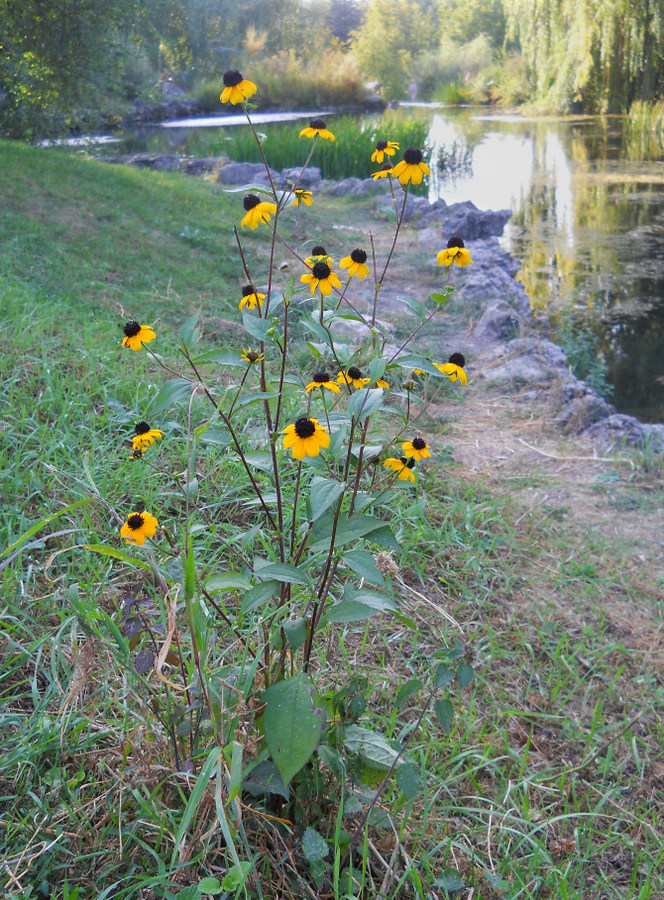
99;153;663;450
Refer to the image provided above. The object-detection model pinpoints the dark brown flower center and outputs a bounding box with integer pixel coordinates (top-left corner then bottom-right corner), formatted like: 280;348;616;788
412;437;427;450
310;117;326;129
246;351;260;362
135;421;150;435
311;245;327;256
406;458;416;469
447;234;465;249
403;146;423;165
123;320;141;337
376;140;388;151
350;249;367;264
381;163;393;171
313;370;330;383
243;194;260;210
241;284;255;297
347;366;362;380
128;513;144;530
294;417;316;438
312;261;331;279
449;352;466;367
223;70;243;87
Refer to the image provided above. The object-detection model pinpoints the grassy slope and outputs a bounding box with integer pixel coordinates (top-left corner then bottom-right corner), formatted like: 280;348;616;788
1;141;663;900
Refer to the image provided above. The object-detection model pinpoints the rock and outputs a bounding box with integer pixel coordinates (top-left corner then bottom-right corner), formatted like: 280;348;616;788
495;338;568;369
481;338;570;386
324;177;380;198
128;97;199;124
456;238;531;314
281;166;321;187
473;302;521;341
555;394;614;432
99;153;222;176
419;199;511;240
585;414;662;450
217;162;280;186
376;194;430;222
160;80;188;99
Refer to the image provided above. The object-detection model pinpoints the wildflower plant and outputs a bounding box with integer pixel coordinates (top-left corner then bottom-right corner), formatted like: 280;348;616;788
96;71;477;889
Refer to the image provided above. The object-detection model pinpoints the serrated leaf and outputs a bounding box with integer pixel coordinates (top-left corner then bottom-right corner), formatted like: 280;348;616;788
395;678;422;708
400;296;427;321
343;724;404;770
309;512;395;552
302;318;332;346
458;663;475;688
434;698;454;734
240;579;280;614
348;387;383;419
368;357;387;381
196;876;223;894
434;665;455;688
191;349;244;367
283;617;308;651
151;378;194;414
342;550;385;586
242;312;273;342
396;763;422;799
256;562;311;585
198;426;231;445
308;477;345;522
431;286;455;306
243;760;289;800
179;311;201;349
262;674;325;785
234;390;280;409
302;827;330;863
395;356;444;377
134;650;154;675
206;572;252;592
243;452;273;472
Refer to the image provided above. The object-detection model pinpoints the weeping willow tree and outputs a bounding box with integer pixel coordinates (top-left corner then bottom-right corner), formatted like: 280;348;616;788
503;0;664;112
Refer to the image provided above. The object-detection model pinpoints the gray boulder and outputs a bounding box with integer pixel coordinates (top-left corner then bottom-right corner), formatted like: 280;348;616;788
585;414;662;450
456;238;531;314
473;301;521;341
281;166;322;187
324;177;380;198
420;199;511;240
217;162;280;186
481;338;570;386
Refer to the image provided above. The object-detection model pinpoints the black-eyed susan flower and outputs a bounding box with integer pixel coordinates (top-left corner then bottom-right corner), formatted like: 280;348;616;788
383;456;416;482
305;370;340;393
120;511;159;546
220;69;257;105
403;380;417;391
435;352;467;384
375;378;390;390
401;437;431;461
304;245;333;267
337;366;371;390
241;194;277;230
293;189;313;207
299;117;335;141
129;447;144;461
282;417;330;459
301;260;341;296
239;284;266;311
122;321;156;351
391;146;430;186
339;248;370;280
437;235;473;268
371;140;399;164
241;349;264;364
372;163;394;180
132;421;163;450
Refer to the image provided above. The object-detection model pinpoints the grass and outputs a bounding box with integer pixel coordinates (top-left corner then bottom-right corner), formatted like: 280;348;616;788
2;139;664;899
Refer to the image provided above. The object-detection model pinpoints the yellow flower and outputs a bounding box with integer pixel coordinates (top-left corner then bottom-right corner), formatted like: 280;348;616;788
120;511;159;546
383;457;416;482
371;140;399;164
122;321;155;351
220;69;257;105
401;437;431;461
299;117;335;141
241;193;277;229
241;349;264;364
239;284;265;311
337;367;371;390
339;248;370;280
375;378;390;390
293;189;313;207
129;447;144;461
435;352;467;384
391;146;430;186
437;235;473;268
301;260;342;296
132;421;163;450
282;417;330;459
372;163;394;180
304;245;334;267
305;370;341;393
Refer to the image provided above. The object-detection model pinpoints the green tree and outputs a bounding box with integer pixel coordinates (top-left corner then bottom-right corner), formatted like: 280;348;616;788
351;0;439;100
438;0;505;47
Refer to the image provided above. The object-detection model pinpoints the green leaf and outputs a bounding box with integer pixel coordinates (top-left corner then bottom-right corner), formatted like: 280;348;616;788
348;387;383;419
1;498;94;561
434;698;454;734
221;862;252;892
197;876;223;894
234;390;280;409
396;763;422;799
395;356;443;377
240;579;280;614
283;617;308;651
342;550;385;586
179;311;201;350
368;357;387;381
198;426;231;445
175;887;200;900
431;286;455;306
256;562;311;586
458;663;475;688
343;724;405;770
191;349;244;367
434;665;455;689
308;477;346;522
302;318;332;346
434;870;463;892
309;512;397;552
170;748;221;868
243;452;273;473
395;678;422;708
82;545;155;573
302;827;329;863
184;540;195;602
223;182;275;195
151;378;193;415
327;425;347;459
400;296;427;321
242;312;272;342
206;572;252;592
262;674;325;785
324;584;397;624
